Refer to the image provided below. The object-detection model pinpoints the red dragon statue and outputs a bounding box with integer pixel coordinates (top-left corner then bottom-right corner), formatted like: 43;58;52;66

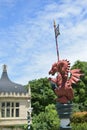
49;60;82;104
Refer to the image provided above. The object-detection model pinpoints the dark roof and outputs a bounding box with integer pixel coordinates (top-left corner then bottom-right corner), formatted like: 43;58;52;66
0;65;27;93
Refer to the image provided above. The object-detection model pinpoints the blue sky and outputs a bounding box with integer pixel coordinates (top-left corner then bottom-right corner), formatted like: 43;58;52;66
0;0;87;85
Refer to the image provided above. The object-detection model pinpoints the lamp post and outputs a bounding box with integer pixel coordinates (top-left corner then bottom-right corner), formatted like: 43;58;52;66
27;107;33;130
27;83;32;130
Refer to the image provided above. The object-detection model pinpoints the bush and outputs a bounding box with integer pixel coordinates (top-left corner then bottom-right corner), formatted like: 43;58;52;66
72;123;87;130
71;111;87;123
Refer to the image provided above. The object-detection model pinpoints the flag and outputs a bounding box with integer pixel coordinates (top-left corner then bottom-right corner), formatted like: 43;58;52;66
55;24;60;38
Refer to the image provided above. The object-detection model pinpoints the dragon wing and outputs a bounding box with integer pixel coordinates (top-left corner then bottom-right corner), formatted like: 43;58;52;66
69;69;83;84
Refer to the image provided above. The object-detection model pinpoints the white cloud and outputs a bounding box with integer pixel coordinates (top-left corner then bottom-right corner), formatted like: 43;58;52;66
0;0;87;84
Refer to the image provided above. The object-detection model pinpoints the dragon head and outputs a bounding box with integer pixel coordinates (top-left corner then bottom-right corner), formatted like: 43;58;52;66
49;62;58;75
49;60;70;78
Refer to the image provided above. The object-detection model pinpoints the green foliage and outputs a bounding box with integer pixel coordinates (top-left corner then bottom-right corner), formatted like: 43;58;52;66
32;113;48;130
31;104;60;130
72;61;87;111
26;77;59;129
4;125;26;130
72;123;87;130
29;78;56;115
72;103;81;112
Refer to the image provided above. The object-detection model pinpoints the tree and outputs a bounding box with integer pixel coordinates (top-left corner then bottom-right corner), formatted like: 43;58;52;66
29;78;56;115
31;104;60;130
72;60;87;111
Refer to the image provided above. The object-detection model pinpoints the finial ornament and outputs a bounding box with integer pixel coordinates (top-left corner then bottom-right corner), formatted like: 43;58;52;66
54;20;56;28
3;64;7;72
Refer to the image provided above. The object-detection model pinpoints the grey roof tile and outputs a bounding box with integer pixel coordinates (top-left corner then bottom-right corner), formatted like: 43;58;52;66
0;65;27;93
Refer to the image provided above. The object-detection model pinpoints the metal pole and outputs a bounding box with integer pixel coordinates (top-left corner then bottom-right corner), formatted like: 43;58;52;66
27;111;30;130
54;21;60;61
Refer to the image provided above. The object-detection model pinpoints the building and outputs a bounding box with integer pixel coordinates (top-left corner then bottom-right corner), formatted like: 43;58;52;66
0;65;31;129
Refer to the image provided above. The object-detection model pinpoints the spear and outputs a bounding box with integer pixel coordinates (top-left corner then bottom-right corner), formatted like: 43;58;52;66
54;21;60;61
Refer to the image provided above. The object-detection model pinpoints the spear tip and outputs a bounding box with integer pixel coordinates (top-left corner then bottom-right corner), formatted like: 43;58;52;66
54;20;56;28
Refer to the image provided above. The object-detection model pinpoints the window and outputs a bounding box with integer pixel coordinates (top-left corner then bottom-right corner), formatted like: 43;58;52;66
1;102;20;118
2;102;5;107
6;102;10;117
1;102;5;117
1;109;5;117
16;109;19;117
11;108;14;117
7;102;10;107
16;102;19;107
15;102;19;117
6;108;10;117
